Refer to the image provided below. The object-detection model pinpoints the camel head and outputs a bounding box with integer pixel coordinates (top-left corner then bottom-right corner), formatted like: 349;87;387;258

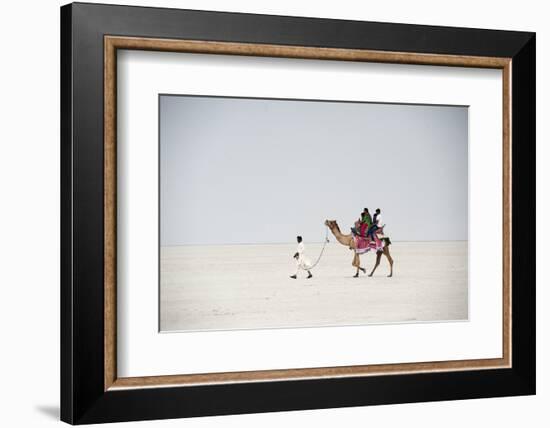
324;220;340;232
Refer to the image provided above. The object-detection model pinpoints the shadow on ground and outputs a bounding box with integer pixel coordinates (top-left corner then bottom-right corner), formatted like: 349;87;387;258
35;405;59;420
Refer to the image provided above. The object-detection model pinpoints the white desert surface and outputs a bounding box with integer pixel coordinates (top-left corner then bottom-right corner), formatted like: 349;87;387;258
160;241;468;332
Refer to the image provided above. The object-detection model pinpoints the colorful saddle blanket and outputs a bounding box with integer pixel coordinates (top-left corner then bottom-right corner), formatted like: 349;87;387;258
354;235;385;254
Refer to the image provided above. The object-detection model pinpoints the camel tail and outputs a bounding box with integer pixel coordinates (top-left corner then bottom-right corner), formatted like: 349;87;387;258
382;237;392;246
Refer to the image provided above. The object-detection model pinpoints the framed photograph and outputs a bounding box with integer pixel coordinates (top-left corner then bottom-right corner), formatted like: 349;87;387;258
60;2;535;424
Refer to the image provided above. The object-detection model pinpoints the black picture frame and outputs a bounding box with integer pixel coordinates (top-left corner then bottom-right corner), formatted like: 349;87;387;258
61;2;535;424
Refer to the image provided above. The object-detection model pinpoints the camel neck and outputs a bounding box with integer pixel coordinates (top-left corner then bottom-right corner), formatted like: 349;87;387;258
330;226;352;245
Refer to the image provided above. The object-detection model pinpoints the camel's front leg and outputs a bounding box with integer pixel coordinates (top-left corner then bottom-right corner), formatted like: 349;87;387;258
368;252;382;277
352;253;365;277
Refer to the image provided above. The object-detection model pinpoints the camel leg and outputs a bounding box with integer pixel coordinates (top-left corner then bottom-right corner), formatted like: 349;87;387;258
352;253;364;277
384;247;394;277
368;252;382;277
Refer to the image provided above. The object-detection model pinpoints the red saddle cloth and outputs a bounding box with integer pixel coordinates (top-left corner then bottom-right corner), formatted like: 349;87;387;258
354;235;384;254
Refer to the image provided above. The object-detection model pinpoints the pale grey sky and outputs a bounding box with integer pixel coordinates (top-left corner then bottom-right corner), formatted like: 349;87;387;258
160;95;468;245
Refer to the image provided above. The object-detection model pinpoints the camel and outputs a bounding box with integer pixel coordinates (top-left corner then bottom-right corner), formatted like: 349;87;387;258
324;219;394;278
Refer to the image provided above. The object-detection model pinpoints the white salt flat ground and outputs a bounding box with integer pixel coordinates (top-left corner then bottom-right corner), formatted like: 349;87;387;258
160;241;468;332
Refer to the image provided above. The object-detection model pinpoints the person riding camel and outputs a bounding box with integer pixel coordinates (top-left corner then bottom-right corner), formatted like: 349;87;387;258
360;208;372;237
367;208;383;248
352;208;372;237
351;213;361;236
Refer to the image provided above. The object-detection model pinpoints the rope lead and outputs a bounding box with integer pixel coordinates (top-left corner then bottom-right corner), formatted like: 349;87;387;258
307;226;330;270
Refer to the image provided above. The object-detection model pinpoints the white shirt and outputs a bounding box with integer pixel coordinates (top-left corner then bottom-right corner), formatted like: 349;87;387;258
376;213;382;226
296;242;311;268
